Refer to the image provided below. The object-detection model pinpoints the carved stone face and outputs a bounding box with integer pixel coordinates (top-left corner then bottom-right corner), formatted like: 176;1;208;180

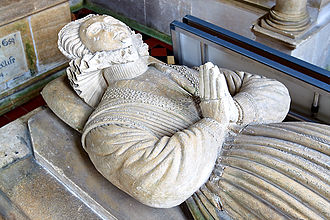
79;15;132;52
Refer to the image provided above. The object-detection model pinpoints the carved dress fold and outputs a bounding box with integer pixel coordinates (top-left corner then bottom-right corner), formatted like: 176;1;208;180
81;64;330;218
190;122;330;220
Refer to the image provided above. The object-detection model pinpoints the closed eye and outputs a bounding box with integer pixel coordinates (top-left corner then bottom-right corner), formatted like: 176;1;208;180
86;22;102;36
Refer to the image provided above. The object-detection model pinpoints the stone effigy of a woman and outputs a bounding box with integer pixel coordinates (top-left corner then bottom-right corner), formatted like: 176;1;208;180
46;14;329;219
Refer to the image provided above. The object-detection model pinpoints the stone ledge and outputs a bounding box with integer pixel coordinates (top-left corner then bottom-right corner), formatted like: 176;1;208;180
0;0;68;27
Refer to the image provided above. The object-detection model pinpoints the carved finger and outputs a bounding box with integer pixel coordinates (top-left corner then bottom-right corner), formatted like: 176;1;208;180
203;64;211;100
220;69;232;97
210;68;217;100
216;76;221;99
218;72;229;98
199;65;204;98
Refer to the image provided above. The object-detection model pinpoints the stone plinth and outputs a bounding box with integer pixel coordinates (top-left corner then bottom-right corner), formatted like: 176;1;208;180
252;0;311;46
0;108;189;219
29;109;188;219
263;0;310;33
252;1;330;68
0;108;101;219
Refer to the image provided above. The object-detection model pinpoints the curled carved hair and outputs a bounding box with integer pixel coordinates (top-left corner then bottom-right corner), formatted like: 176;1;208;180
58;15;94;59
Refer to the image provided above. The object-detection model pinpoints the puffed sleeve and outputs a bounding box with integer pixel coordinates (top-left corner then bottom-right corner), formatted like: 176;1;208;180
82;117;227;208
158;64;291;125
220;68;291;124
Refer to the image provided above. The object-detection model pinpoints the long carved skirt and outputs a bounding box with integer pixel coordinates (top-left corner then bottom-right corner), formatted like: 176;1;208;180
187;122;330;220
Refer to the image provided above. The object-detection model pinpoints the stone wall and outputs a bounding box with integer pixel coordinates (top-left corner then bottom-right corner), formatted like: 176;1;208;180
85;0;272;37
0;0;70;96
87;0;192;34
85;0;329;68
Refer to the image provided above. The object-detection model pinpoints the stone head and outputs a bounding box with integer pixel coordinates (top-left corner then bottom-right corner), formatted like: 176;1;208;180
79;15;132;52
58;14;148;61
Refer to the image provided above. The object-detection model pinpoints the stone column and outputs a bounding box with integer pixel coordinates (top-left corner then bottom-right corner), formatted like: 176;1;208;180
250;0;328;67
252;0;313;47
264;0;310;32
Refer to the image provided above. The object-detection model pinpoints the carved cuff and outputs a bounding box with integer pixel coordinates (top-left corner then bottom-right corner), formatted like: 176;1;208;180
191;118;228;152
233;92;258;124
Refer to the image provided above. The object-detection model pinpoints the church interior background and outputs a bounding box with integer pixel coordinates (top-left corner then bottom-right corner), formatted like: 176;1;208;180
0;0;329;219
